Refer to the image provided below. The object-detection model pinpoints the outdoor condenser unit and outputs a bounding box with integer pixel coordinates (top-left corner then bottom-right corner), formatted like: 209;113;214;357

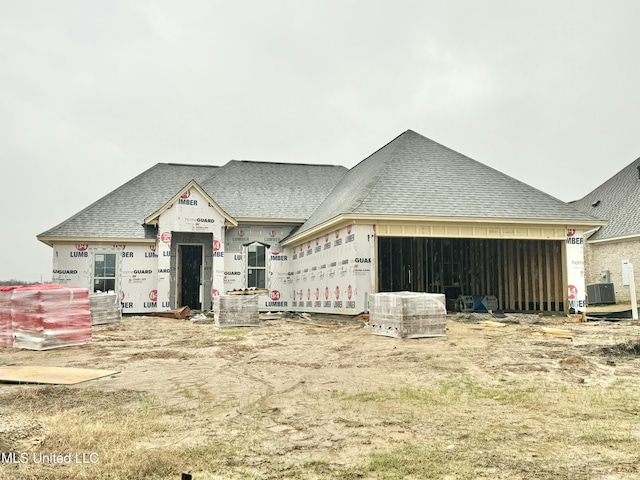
586;283;616;305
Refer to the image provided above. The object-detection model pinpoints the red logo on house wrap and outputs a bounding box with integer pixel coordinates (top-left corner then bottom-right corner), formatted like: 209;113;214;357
212;289;220;297
316;238;319;246
149;290;158;302
307;242;311;249
347;225;352;235
347;284;352;300
160;232;171;244
335;286;340;300
270;230;277;237
335;230;340;238
325;235;329;242
121;291;125;301
315;287;319;300
325;287;329;300
568;285;577;300
238;229;244;236
75;244;88;251
567;229;576;237
270;290;280;301
213;239;221;251
307;288;311;300
149;245;156;252
181;190;191;199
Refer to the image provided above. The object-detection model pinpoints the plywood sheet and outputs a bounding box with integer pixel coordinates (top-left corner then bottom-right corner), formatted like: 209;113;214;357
0;366;120;385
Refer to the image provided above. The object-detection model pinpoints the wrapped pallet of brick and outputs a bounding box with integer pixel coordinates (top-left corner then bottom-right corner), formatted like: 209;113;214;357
213;294;260;328
369;292;447;339
11;284;92;350
0;286;17;348
89;292;122;325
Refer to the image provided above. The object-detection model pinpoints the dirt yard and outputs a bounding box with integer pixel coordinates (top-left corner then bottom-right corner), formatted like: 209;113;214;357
1;312;640;479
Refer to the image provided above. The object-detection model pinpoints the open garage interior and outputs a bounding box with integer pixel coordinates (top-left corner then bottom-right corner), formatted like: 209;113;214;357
377;237;565;312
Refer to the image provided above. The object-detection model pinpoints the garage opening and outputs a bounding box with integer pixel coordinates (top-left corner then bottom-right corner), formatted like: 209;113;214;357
377;237;564;312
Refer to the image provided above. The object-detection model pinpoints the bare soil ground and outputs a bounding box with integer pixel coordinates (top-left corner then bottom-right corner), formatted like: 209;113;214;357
1;312;640;479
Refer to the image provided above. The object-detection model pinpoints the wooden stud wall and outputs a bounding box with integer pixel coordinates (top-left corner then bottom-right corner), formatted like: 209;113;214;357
378;237;565;312
468;239;564;312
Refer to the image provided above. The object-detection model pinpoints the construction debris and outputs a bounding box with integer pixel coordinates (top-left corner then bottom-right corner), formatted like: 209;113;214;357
541;327;573;341
153;306;192;319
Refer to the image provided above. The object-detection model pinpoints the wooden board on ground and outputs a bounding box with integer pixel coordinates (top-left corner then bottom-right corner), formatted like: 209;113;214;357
0;366;120;385
227;289;269;295
152;306;192;319
541;327;573;340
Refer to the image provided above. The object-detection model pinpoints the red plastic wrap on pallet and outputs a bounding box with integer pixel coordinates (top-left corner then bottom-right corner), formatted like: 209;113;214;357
0;286;18;348
8;284;92;349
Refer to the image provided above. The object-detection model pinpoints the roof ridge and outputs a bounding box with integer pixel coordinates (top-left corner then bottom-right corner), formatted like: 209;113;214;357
228;159;346;168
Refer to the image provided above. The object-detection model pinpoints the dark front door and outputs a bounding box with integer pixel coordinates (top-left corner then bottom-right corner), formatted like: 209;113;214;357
179;245;202;309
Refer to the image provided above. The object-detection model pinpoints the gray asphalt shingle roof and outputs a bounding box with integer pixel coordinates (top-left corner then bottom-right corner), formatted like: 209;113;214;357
38;161;347;241
571;156;640;241
295;130;600;236
200;160;348;220
38;163;218;240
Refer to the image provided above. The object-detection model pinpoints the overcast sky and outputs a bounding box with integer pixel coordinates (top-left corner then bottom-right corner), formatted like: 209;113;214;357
2;0;639;282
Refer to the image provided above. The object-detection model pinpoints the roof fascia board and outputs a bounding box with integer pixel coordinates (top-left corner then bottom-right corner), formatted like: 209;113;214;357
234;217;306;225
144;180;238;227
37;237;155;247
588;233;640;244
282;214;606;247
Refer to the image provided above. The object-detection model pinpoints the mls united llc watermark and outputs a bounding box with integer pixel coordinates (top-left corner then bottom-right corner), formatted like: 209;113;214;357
1;452;99;464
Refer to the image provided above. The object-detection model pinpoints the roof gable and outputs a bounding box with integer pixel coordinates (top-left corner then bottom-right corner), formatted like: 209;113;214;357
145;180;237;227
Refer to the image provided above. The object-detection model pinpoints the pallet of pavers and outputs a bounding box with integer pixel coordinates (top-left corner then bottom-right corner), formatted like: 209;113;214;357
213;294;260;328
369;292;447;339
89;292;122;325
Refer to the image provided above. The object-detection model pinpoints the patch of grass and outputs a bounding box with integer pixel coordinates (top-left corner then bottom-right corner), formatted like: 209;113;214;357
216;328;247;337
366;443;476;479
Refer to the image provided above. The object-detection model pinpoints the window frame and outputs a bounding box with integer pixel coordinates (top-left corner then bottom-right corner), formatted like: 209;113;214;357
246;243;267;289
92;252;118;293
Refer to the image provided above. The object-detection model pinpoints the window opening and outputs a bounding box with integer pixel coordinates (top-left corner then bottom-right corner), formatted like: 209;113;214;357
94;253;116;292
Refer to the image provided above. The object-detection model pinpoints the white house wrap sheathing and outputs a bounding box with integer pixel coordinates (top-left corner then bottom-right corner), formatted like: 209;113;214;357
369;292;447;339
289;224;376;315
224;226;296;311
213;295;260;327
157;187;227;311
566;229;587;312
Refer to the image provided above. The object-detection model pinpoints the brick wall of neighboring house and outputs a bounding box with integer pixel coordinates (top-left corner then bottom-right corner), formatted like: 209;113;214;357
584;238;640;303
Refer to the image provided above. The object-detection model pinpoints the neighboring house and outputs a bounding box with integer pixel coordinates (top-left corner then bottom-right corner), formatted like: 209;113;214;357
38;130;602;315
571;156;640;303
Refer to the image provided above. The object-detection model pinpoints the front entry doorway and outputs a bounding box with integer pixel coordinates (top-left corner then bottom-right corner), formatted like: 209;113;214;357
178;244;203;309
